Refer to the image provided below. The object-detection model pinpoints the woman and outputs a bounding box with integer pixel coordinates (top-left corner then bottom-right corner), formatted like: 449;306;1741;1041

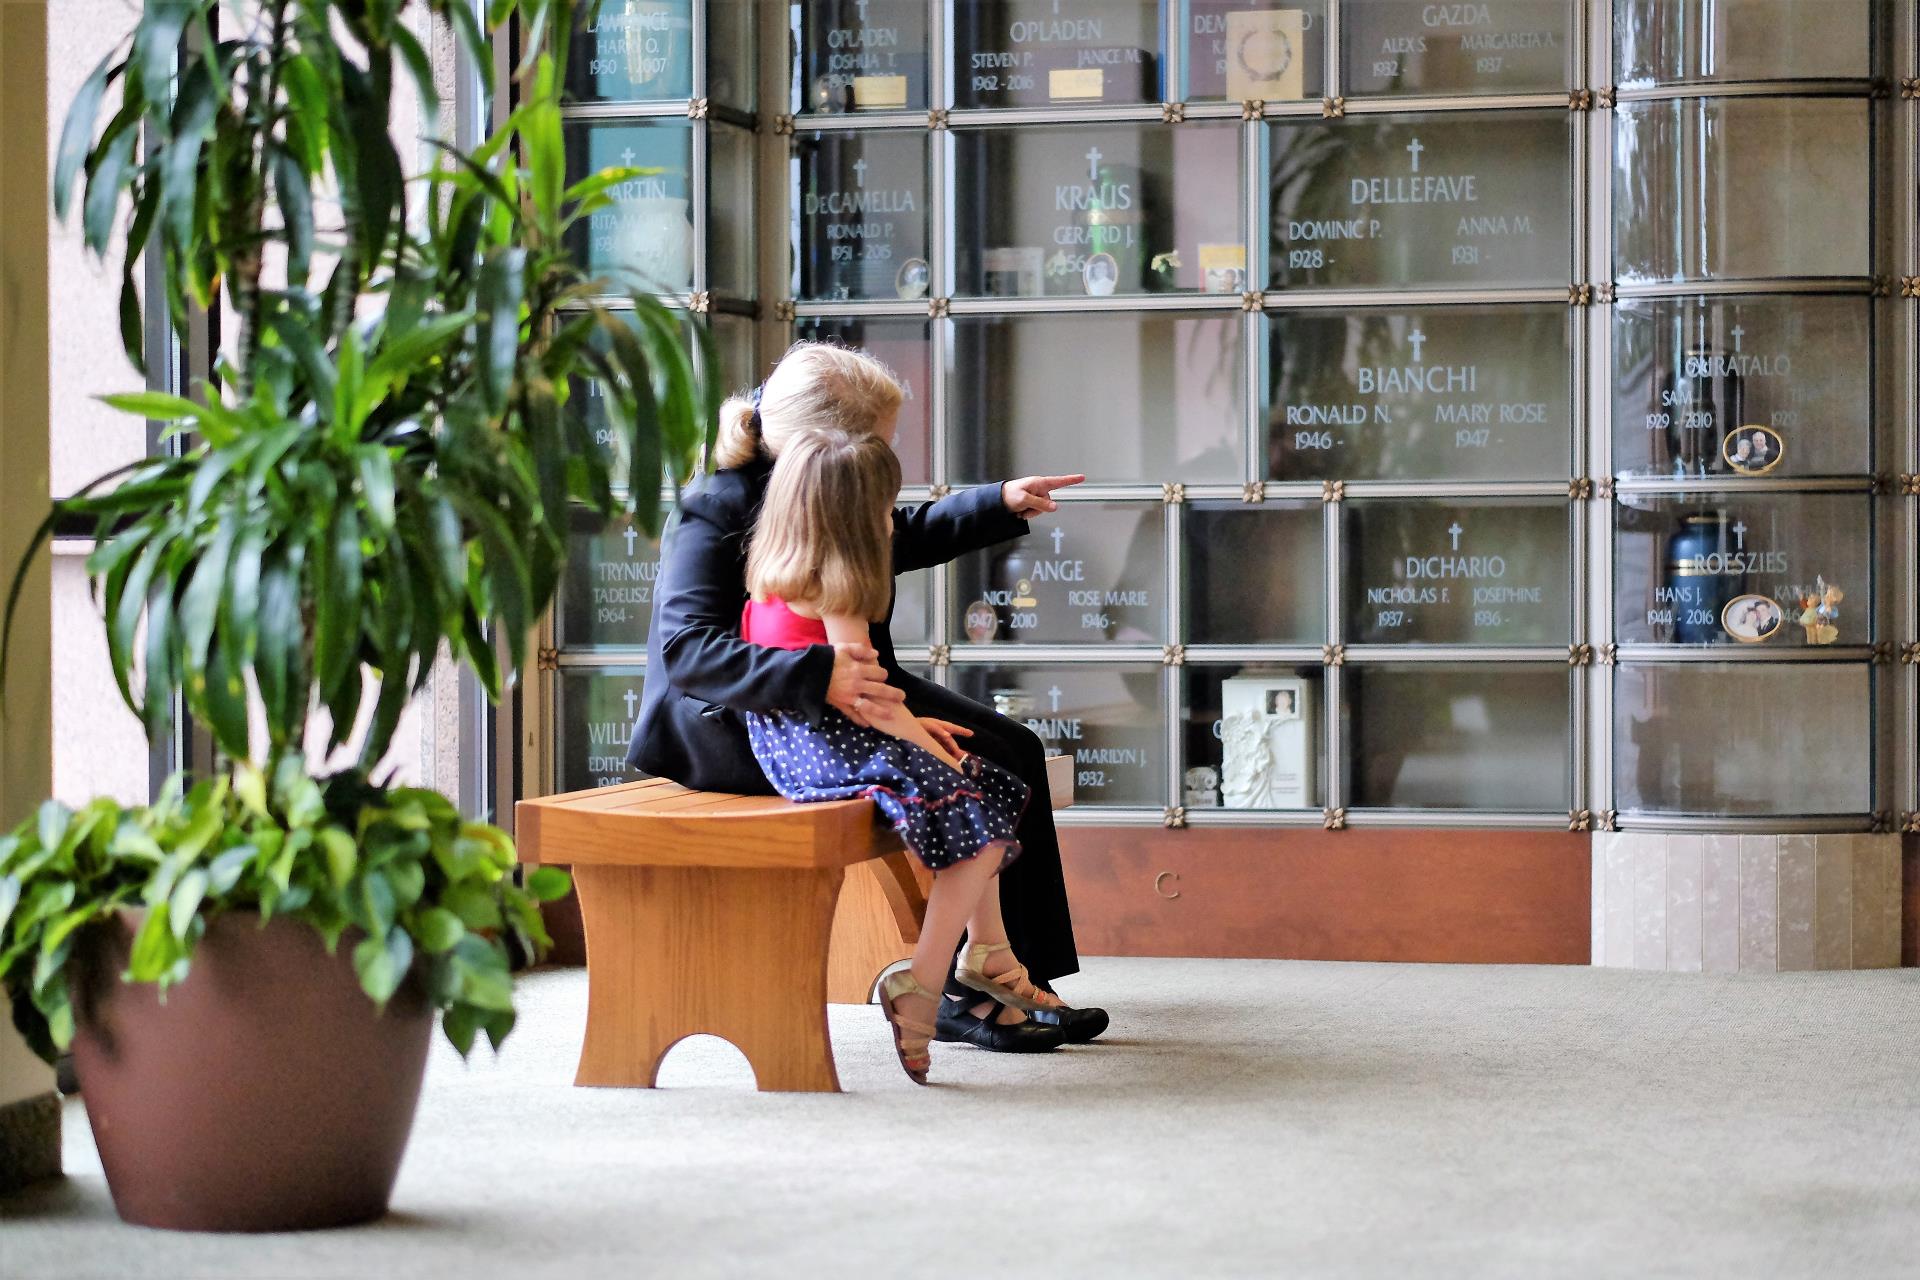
627;341;1106;1049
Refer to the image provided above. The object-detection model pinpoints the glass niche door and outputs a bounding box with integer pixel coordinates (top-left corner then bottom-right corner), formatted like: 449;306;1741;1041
1604;1;1898;828
783;1;1585;827
537;4;758;797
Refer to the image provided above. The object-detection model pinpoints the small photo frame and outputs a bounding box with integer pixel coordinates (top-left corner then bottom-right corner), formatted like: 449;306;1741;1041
895;257;930;300
1722;424;1784;476
1083;251;1120;297
963;600;998;644
1199;244;1246;294
1722;593;1783;644
982;247;1044;298
1264;688;1300;720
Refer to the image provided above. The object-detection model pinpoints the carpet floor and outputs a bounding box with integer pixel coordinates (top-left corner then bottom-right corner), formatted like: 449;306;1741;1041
5;958;1920;1279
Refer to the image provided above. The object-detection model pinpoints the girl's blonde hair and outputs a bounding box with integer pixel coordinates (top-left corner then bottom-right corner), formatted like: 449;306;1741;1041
712;340;904;470
746;429;901;621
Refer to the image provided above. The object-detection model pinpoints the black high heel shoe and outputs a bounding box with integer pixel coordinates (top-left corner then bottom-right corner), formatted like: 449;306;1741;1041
933;996;1067;1052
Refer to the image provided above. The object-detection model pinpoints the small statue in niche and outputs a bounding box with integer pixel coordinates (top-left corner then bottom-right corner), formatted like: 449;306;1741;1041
1218;712;1277;808
1796;576;1843;645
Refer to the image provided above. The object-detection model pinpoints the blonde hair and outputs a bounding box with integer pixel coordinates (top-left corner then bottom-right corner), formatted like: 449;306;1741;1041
712;341;905;470
746;429;901;621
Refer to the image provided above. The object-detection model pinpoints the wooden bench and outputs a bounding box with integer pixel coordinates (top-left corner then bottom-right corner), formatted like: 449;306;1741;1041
516;757;1071;1094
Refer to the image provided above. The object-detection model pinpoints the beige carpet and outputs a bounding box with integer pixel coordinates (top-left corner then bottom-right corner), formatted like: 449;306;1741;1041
5;958;1920;1278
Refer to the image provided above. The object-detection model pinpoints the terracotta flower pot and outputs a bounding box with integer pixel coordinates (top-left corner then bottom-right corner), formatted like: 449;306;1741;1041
69;911;434;1232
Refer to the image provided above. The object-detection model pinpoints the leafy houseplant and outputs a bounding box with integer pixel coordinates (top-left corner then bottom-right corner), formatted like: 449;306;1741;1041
0;0;711;1231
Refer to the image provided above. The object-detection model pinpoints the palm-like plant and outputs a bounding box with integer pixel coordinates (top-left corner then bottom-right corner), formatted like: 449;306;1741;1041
17;0;708;768
1;0;709;1053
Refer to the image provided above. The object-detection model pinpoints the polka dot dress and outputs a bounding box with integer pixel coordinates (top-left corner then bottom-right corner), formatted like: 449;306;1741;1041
746;708;1030;872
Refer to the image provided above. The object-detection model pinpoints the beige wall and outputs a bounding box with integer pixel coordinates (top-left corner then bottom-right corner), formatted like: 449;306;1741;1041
1;0;58;1109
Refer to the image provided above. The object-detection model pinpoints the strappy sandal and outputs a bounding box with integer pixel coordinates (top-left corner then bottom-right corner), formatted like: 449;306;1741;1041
877;969;938;1085
954;941;1066;1015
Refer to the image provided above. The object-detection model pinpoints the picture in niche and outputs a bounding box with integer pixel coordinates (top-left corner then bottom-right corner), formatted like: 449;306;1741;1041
1219;674;1316;809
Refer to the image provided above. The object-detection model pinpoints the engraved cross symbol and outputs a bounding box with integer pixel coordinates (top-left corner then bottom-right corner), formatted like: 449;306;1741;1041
852;158;868;187
1448;521;1463;550
1731;521;1747;551
1047;685;1064;712
1408;328;1427;362
1730;324;1745;352
623;527;639;556
1406;136;1424;172
623;687;640;719
855;0;870;20
1051;526;1066;554
1085;145;1103;182
620;147;637;166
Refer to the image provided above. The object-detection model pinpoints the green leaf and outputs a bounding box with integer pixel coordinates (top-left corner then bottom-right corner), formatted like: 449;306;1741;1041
360;870;396;935
99;391;202;424
134;2;193;102
441;1002;480;1056
526;866;571;902
416;906;463;955
273;147;316;286
352;927;413;1007
476;249;527;416
126;903;177;982
319;828;358;889
168;868;209;940
82;125;137;256
356;447;397;534
0;876;22;936
54;52;116;219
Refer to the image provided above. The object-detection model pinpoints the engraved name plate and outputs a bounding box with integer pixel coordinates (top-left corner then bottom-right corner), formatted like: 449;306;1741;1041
1269;305;1571;481
1613;295;1873;480
794;132;929;303
952;504;1165;646
566;1;694;103
952;0;1162;108
953;122;1242;298
560;514;662;651
557;670;649;793
1343;0;1571;96
564;121;695;292
952;665;1168;808
1613;492;1872;647
1347;500;1571;645
794;0;930;114
1269;110;1571;290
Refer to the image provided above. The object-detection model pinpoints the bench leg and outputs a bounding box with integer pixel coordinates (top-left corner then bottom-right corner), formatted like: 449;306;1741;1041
572;863;846;1093
826;852;925;1004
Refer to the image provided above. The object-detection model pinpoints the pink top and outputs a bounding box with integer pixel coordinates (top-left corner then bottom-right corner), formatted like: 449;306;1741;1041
741;596;831;651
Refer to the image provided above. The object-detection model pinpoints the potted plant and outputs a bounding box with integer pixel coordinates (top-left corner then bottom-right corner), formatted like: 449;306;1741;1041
0;0;710;1232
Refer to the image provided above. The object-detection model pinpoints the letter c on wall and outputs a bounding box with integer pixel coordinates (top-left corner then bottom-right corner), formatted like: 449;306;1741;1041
1154;871;1181;900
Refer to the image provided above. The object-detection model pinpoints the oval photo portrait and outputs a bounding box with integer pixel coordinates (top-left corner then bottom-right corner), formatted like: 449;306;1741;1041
1722;593;1784;644
1723;424;1785;476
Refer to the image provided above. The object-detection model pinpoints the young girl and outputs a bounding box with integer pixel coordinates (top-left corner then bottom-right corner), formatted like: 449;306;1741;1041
740;428;1055;1083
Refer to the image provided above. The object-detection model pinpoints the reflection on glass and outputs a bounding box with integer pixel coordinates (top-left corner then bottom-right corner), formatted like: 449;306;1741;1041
953;504;1164;646
1268;111;1571;290
1614;0;1871;86
1347;665;1570;809
1185;1;1325;102
1612;295;1872;479
557;669;650;792
1268;306;1570;481
709;123;756;297
950;665;1167;808
560;512;663;650
953;123;1243;298
792;131;929;302
1347;500;1570;645
1342;0;1571;96
950;313;1243;484
792;0;929;113
573;310;699;479
565;1;694;103
792;318;932;485
1183;665;1325;811
890;567;932;647
1614;663;1871;815
952;1;1163;108
1613;98;1870;283
564;121;696;292
1613;493;1872;647
707;0;756;109
1186;503;1324;644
